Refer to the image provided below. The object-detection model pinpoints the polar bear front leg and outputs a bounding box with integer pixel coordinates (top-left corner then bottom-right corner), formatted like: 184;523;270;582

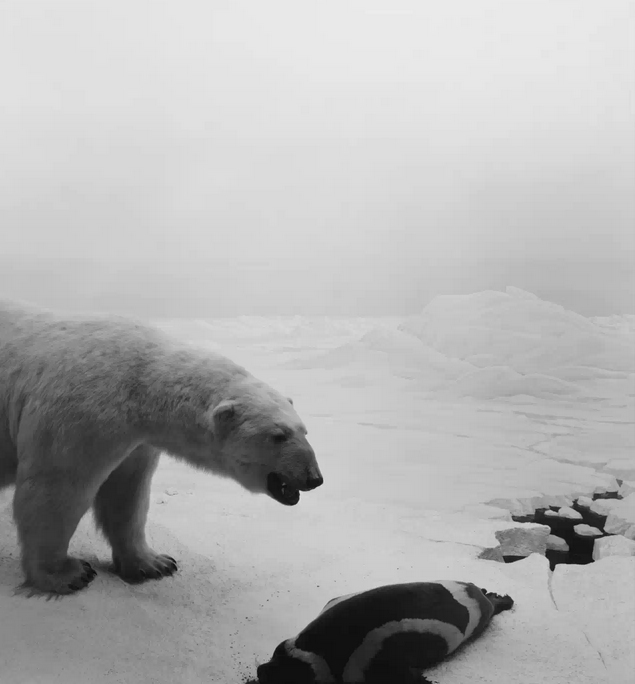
13;472;98;595
93;444;178;583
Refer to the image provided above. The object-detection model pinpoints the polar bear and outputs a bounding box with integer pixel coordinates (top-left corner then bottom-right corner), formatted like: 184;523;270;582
0;299;323;595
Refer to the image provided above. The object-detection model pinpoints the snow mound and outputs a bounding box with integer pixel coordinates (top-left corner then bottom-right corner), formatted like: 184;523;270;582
397;287;634;401
504;286;540;300
287;324;473;386
295;287;634;401
592;314;635;334
399;287;634;375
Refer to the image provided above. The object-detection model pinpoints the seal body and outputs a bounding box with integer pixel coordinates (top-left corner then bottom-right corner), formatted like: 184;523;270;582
256;581;514;684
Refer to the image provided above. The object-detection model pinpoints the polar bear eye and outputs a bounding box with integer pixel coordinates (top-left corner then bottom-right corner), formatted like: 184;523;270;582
271;432;288;444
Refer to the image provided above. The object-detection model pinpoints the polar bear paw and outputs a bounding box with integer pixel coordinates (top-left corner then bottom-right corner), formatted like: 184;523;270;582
22;558;97;596
113;551;178;583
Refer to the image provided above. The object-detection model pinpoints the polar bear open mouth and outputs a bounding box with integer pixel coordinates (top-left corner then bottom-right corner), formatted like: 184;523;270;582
267;473;301;506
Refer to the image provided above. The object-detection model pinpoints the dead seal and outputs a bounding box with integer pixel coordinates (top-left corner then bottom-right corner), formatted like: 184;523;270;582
255;581;514;684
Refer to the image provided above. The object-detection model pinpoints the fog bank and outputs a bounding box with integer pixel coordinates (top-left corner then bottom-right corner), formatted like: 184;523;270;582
1;1;633;316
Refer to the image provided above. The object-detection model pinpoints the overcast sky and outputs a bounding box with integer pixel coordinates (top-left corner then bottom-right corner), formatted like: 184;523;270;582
0;0;633;315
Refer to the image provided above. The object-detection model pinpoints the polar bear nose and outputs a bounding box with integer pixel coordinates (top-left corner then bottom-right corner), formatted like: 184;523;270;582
306;474;323;490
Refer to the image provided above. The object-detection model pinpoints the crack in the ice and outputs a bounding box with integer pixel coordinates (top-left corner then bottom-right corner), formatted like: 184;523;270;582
411;536;488;551
582;630;608;670
547;567;558;610
547;568;608;671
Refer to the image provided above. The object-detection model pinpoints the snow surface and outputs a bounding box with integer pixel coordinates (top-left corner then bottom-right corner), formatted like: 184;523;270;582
0;287;633;683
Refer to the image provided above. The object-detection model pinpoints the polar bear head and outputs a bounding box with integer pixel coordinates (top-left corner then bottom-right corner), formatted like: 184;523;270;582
211;379;323;505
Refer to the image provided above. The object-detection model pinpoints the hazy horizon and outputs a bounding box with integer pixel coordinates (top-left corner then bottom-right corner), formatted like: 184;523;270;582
1;1;633;317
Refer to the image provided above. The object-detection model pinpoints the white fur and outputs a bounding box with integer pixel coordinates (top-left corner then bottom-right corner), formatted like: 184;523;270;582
0;299;321;594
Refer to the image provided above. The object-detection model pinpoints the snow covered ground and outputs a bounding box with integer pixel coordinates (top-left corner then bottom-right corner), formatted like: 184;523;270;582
1;287;634;683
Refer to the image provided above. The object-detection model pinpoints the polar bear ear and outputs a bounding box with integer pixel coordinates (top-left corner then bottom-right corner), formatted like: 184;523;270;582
286;397;294;406
212;400;238;440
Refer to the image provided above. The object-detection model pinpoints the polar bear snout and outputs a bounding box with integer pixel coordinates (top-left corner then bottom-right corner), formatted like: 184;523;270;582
265;442;323;506
266;464;323;506
294;444;323;491
304;472;323;491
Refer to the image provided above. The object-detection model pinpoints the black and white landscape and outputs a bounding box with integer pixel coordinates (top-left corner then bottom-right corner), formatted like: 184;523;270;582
0;1;633;683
